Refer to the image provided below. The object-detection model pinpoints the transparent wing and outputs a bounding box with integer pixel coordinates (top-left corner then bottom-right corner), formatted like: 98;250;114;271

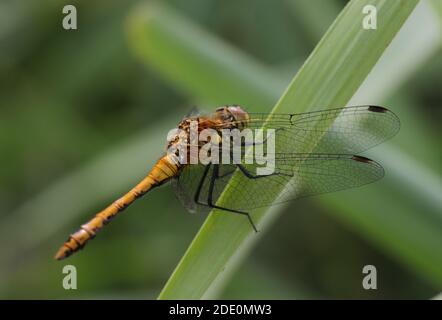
213;105;400;154
173;105;396;213
173;154;384;212
218;153;384;210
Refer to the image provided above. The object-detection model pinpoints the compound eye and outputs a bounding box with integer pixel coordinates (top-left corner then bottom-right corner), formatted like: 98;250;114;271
215;107;225;112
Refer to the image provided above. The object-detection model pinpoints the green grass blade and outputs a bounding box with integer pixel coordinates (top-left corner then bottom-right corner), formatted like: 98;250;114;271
429;0;442;20
285;0;342;44
128;0;419;299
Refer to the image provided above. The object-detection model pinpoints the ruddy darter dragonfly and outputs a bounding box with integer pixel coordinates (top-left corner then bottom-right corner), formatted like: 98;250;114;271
54;105;400;260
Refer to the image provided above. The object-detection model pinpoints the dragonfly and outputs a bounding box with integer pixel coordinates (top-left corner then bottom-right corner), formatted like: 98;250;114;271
54;105;400;260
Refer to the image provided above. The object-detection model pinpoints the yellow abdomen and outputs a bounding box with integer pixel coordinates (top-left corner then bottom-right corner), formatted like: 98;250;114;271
54;154;180;260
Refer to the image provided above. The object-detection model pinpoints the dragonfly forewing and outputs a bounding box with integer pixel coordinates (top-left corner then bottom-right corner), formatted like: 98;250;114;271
213;105;400;154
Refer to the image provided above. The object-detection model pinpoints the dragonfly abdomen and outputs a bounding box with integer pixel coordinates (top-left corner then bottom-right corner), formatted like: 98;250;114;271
54;154;180;260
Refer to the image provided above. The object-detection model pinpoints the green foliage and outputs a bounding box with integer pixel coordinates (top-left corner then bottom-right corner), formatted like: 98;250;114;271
1;0;440;299
127;0;426;299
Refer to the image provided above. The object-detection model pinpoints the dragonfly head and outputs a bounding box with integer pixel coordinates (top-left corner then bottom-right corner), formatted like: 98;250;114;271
216;105;250;129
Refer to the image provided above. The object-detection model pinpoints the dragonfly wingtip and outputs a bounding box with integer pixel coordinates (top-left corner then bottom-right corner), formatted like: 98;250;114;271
367;105;388;113
351;155;373;163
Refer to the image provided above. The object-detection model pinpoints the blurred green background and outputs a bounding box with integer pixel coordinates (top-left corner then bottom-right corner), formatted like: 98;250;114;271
0;0;441;299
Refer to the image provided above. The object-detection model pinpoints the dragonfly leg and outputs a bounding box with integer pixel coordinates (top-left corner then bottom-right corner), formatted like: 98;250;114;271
193;163;211;204
192;162;233;203
209;204;258;233
206;164;258;233
192;163;236;203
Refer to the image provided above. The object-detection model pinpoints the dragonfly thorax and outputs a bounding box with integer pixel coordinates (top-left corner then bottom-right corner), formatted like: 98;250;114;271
166;106;251;166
